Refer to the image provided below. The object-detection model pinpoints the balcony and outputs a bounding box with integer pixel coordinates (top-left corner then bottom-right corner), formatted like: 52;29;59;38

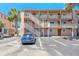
34;14;40;18
61;15;72;19
49;24;60;28
39;14;47;19
48;14;59;19
77;24;79;28
40;22;48;27
61;24;73;28
76;15;79;19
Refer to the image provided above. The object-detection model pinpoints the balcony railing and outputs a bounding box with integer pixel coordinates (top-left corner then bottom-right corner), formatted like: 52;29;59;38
49;24;60;27
24;13;42;27
39;14;47;19
61;24;73;28
48;14;59;19
25;23;40;36
76;15;79;19
61;15;72;19
40;22;48;27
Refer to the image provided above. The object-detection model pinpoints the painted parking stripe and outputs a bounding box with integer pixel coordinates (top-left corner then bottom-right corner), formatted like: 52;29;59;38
54;49;63;56
72;44;79;46
48;45;57;47
38;38;44;49
29;45;40;49
52;39;67;46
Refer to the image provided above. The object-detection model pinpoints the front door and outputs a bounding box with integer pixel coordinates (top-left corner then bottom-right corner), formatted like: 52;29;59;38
58;29;61;36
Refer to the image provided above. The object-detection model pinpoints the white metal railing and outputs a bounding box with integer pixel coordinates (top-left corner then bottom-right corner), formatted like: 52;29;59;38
40;14;47;19
61;24;74;28
49;24;59;27
34;14;40;18
48;14;59;19
25;23;40;36
76;15;79;18
76;23;79;27
40;22;48;27
25;13;43;28
61;15;72;19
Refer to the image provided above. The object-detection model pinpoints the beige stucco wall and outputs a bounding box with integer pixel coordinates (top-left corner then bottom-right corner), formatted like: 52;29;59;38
61;28;72;36
49;29;58;36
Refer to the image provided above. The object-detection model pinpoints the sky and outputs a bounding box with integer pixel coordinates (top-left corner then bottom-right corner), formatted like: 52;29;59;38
0;3;79;15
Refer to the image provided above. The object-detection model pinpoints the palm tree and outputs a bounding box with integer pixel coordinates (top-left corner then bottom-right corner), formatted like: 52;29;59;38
64;3;79;38
8;8;20;36
0;20;4;28
0;20;4;33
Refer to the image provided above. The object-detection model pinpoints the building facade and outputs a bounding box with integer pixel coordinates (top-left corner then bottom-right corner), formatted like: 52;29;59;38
0;13;16;36
20;10;79;37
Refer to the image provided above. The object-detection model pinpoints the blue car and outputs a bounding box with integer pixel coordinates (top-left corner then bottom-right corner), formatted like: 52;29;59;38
21;33;36;45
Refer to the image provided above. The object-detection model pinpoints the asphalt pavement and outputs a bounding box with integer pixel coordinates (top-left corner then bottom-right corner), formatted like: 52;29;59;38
0;37;79;56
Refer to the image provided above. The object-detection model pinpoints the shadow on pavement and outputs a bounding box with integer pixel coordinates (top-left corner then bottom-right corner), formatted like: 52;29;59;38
63;36;79;41
0;37;3;40
22;43;35;45
2;36;12;38
0;36;13;40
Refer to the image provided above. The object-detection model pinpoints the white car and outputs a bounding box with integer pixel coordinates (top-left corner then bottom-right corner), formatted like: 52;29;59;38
0;33;10;38
0;33;4;38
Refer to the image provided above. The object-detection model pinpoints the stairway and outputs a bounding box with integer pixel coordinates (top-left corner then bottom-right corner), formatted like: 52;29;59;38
26;13;42;27
25;22;40;37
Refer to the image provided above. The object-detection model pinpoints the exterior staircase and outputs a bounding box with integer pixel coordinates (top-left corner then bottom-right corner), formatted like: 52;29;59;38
25;13;41;36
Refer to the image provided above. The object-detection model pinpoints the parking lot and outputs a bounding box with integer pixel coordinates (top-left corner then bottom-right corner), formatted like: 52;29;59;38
0;36;79;56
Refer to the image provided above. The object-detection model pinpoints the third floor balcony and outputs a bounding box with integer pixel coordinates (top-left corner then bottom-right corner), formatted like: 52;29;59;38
48;14;59;19
61;14;72;19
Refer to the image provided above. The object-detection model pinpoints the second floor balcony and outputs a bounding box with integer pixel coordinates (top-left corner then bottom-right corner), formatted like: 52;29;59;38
48;14;59;19
61;23;77;28
76;15;79;19
49;24;60;28
39;14;47;19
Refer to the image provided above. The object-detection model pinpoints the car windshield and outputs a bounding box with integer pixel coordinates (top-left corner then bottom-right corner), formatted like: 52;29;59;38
23;33;33;37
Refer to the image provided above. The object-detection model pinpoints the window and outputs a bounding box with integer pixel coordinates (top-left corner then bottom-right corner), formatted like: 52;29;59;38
50;14;53;16
63;29;66;32
50;29;52;32
4;28;7;33
50;22;54;24
25;14;29;16
63;22;66;24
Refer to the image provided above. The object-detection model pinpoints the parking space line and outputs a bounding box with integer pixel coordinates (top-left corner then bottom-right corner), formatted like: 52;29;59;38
72;44;79;46
38;38;44;49
48;45;56;47
29;45;40;49
54;49;63;56
52;39;67;46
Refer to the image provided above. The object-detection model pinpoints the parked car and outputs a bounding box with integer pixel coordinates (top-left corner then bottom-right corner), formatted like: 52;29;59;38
0;32;4;38
21;32;36;45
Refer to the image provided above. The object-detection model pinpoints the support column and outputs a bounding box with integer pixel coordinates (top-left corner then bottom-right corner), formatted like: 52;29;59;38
72;28;74;37
48;21;50;37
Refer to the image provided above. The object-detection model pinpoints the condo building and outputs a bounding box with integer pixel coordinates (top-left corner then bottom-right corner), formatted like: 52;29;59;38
20;10;79;37
0;13;16;35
